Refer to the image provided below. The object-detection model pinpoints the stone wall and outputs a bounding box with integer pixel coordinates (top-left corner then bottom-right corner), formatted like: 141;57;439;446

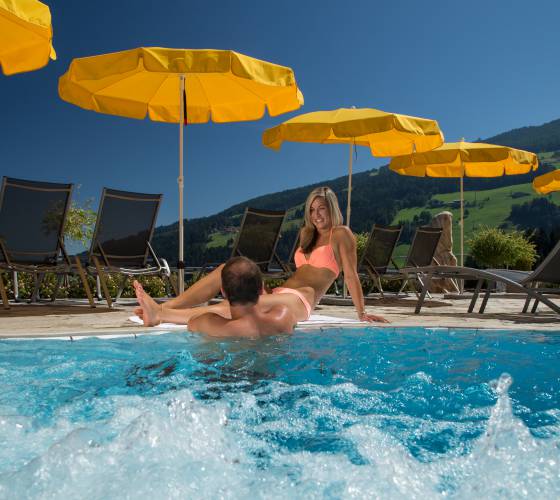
428;211;460;293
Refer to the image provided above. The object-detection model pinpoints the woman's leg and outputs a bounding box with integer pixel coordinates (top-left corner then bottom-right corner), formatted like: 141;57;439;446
165;264;225;309
134;280;230;326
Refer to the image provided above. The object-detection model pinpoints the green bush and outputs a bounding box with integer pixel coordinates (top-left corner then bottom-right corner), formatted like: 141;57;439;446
355;232;369;259
65;200;97;249
0;272;170;300
469;227;537;270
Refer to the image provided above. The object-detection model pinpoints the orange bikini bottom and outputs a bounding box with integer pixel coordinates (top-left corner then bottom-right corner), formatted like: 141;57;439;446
272;287;312;320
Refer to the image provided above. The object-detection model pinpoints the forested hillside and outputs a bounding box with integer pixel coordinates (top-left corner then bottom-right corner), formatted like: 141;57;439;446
481;118;560;153
152;118;560;266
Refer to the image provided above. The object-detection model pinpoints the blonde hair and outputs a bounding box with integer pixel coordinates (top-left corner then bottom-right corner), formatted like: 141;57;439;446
300;186;343;253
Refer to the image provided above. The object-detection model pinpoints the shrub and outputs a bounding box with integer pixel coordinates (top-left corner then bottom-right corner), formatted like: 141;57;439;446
65;199;97;249
469;227;537;270
1;272;170;300
355;232;369;259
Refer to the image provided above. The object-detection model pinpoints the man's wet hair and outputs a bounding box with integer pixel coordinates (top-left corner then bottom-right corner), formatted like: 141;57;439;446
221;256;262;305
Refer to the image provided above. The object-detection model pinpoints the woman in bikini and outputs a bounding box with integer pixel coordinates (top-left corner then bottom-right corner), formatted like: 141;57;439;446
135;186;388;325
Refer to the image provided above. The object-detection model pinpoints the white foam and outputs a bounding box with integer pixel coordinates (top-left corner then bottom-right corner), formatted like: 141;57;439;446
0;376;558;498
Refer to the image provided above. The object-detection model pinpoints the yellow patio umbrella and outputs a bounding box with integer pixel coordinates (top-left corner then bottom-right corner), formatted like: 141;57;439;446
533;169;560;195
263;107;444;227
59;47;303;290
390;141;539;266
0;0;56;75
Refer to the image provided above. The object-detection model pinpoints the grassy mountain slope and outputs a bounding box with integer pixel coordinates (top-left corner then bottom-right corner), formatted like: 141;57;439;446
391;155;560;258
152;120;560;266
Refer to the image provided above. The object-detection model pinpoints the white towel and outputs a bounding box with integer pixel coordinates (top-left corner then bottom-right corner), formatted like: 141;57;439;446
128;313;364;330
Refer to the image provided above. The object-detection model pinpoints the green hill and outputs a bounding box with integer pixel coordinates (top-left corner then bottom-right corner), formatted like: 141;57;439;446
152;120;560;266
480;118;560;153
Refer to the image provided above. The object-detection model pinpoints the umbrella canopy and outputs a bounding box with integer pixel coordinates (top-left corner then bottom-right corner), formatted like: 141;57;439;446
533;169;560;195
263;108;444;226
390;141;538;177
263;108;443;155
0;0;56;75
59;47;303;290
59;47;303;123
390;141;539;266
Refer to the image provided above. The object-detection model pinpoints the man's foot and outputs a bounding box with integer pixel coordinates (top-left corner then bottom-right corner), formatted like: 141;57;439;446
133;280;161;327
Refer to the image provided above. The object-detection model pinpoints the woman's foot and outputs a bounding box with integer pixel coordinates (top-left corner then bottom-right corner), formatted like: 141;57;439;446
133;280;161;326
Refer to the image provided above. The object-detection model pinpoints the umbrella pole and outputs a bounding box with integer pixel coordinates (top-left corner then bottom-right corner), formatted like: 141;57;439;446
460;176;464;268
178;75;185;292
459;175;464;294
343;142;353;299
346;142;353;227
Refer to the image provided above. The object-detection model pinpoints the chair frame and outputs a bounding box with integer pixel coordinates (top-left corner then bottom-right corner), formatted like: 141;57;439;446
407;238;560;315
81;188;175;307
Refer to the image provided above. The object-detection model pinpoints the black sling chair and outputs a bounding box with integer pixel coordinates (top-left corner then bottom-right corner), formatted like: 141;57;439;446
79;188;174;307
0;177;93;308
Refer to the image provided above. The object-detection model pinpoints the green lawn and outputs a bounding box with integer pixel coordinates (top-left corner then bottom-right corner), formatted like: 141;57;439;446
206;231;234;248
207;217;302;249
391;182;560;258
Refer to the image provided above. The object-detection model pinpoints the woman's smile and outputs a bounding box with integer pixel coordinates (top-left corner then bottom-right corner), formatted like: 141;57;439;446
310;198;331;230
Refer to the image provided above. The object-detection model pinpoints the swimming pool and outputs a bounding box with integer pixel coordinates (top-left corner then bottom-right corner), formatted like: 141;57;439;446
0;327;559;498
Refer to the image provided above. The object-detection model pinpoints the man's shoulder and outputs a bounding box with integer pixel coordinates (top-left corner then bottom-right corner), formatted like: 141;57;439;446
260;304;296;333
190;312;255;338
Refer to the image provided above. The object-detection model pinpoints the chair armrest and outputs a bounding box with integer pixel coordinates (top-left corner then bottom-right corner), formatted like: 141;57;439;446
0;238;12;266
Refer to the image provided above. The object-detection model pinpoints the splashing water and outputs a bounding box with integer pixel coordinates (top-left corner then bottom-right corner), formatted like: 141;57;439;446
0;328;559;498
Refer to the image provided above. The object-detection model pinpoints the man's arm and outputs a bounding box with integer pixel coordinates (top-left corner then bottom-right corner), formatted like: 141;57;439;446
188;312;252;338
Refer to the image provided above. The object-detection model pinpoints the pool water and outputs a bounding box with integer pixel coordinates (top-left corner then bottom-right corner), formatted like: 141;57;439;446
0;327;559;498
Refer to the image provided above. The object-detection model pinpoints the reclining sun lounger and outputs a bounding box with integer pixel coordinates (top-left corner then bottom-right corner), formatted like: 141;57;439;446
362;225;442;297
196;207;290;280
0;176;93;308
78;188;174;307
358;224;402;296
407;237;560;315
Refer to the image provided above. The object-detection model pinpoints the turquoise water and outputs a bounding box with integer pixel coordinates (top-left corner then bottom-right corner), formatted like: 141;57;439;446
0;327;559;498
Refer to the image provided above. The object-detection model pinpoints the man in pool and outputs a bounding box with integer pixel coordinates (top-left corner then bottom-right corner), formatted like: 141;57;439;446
134;256;298;339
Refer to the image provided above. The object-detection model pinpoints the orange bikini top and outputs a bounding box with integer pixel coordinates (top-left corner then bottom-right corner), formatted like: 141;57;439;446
294;229;340;276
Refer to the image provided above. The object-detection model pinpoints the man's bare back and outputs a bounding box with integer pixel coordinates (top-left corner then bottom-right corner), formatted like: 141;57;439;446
188;302;296;339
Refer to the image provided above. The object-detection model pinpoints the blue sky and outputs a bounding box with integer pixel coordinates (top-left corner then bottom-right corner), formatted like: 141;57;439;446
2;0;560;225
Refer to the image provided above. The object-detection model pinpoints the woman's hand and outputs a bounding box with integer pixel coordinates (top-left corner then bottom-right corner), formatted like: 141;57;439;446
358;311;390;323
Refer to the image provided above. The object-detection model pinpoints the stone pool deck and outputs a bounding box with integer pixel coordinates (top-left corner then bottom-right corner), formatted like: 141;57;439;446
1;293;560;339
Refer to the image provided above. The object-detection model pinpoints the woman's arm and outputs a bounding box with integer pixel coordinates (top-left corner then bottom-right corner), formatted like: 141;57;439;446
334;227;389;323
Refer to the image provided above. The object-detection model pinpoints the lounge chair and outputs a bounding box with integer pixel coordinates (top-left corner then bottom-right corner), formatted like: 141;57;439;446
268;225;301;276
80;188;174;307
409;238;560;315
0;176;93;308
196;207;288;280
358;224;402;296
374;225;443;296
233;207;287;274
